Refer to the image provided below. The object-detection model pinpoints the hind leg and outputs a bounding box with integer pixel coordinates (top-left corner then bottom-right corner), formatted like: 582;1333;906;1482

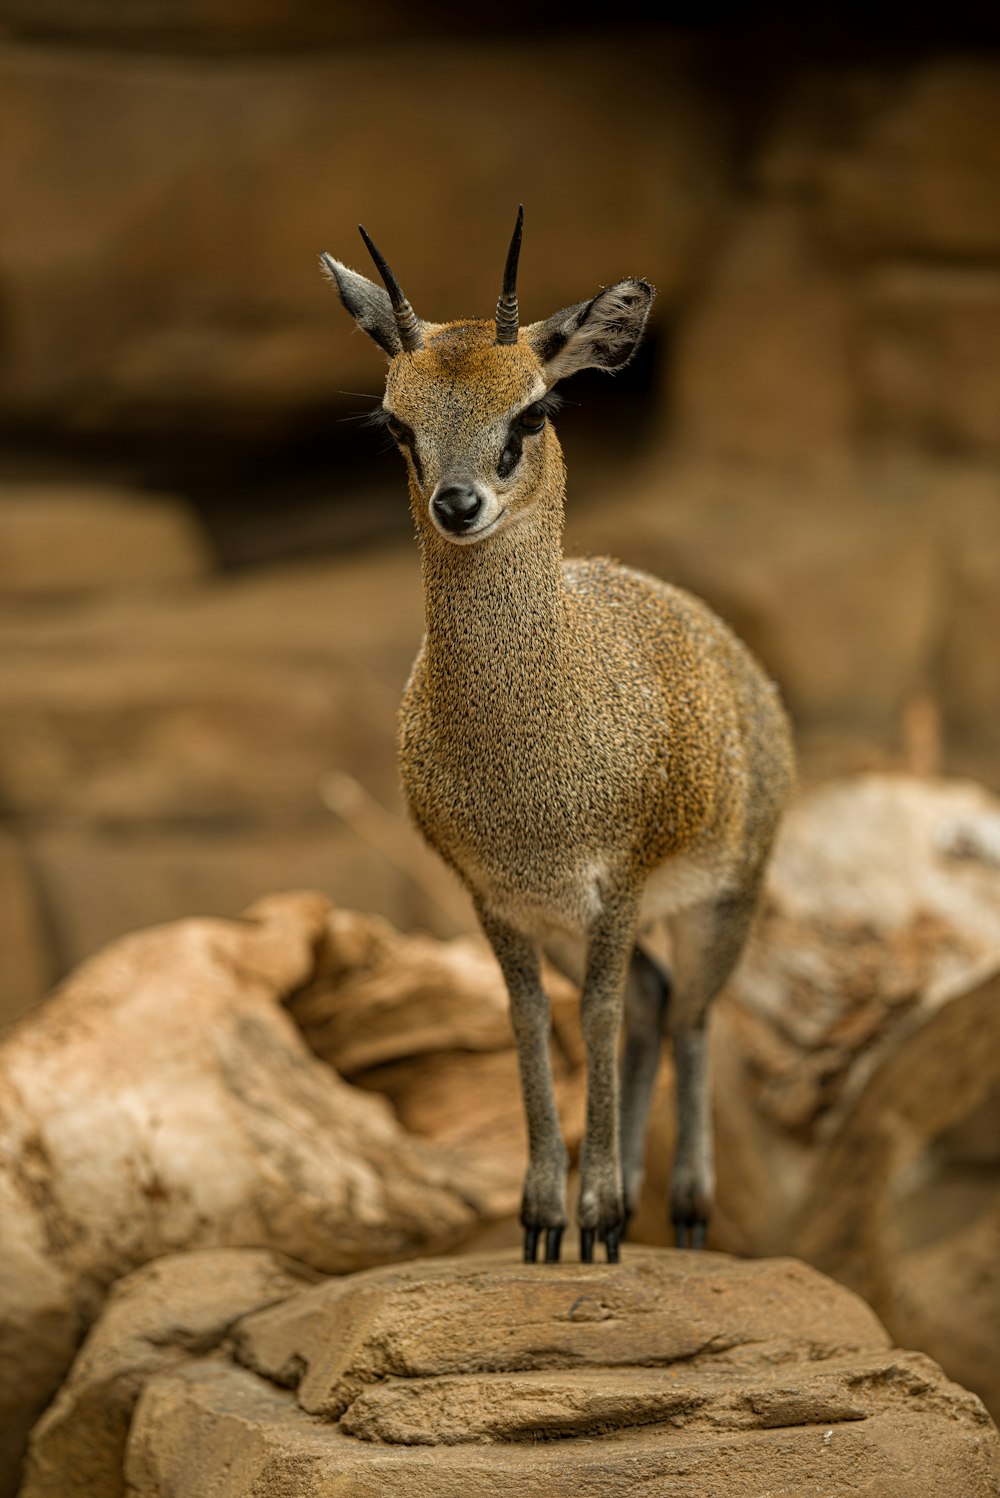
620;945;670;1224
667;890;760;1248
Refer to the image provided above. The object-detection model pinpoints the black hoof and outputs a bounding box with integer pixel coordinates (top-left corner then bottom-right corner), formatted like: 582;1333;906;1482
580;1227;595;1263
604;1226;621;1263
544;1226;563;1263
524;1225;540;1263
673;1217;708;1250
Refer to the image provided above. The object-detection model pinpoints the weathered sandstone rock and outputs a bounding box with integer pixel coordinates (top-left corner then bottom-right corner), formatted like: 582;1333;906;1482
19;1249;314;1498
0;829;51;1031
637;774;1000;1420
672;204;854;462
0;38;721;431
0;892;482;1492
108;1250;1000;1496
821;62;1000;258
0;484;209;595
858;266;1000;455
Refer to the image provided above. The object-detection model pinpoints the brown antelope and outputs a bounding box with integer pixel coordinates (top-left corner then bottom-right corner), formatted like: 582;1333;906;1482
321;210;794;1263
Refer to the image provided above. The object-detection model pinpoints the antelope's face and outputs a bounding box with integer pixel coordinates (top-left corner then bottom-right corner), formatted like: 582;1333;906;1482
322;210;654;547
381;327;558;544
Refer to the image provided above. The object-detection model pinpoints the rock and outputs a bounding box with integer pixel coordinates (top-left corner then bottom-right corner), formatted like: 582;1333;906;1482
672;204;854;462
822;62;1000;258
939;469;1000;758
0;892;484;1493
0;828;51;1031
0;38;722;431
0;484;209;595
0;652;382;822
26;823;455;979
567;461;941;739
113;1249;1000;1496
20;1249;315;1498
858;266;1000;455
290;906;585;1219
1;0;407;48
637;774;1000;1420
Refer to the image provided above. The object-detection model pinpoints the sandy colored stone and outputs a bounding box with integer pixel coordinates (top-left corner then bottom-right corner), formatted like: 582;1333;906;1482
232;1250;889;1421
632;774;1000;1418
0;828;51;1028
0;892;482;1494
0;651;393;822
289;907;585;1216
822;62;1000;257
0;39;721;430
292;910;515;1073
0;484;209;595
20;1249;315;1498
567;461;940;735
1;0;409;47
26;824;453;979
672;204;853;462
858;266;1000;455
119;1250;1000;1497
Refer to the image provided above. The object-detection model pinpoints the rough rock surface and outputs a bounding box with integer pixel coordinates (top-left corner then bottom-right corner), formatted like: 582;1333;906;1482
74;1249;1000;1497
0;484;209;595
20;1249;315;1498
636;773;1000;1421
0;38;720;430
0;892;483;1493
290;907;584;1214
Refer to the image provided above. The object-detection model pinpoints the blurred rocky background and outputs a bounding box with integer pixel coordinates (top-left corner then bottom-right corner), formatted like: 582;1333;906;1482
2;3;1000;1489
2;2;1000;1024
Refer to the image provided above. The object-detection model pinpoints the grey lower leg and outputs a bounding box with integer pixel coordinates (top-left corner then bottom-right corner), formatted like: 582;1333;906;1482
578;892;639;1263
479;907;567;1262
668;890;760;1249
671;1018;713;1248
620;946;670;1222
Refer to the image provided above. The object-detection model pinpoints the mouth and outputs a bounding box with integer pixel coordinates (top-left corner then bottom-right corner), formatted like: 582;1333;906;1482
435;508;508;545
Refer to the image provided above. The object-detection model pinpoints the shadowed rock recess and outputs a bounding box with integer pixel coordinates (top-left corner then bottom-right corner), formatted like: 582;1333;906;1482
21;1249;1000;1497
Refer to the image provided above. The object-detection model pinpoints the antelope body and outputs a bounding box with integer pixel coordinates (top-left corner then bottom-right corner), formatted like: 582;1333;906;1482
322;213;794;1263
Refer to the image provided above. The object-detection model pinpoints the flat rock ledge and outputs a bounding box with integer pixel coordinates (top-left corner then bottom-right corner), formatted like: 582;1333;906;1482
24;1248;1000;1498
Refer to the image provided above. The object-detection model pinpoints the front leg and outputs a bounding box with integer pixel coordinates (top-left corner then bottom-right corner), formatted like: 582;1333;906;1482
578;890;639;1264
478;907;568;1263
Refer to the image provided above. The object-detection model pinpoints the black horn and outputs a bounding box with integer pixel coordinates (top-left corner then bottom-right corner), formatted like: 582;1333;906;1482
358;224;423;353
495;205;524;346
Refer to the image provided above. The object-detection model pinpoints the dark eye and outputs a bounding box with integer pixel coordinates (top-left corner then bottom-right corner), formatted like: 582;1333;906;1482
518;402;546;434
386;415;411;444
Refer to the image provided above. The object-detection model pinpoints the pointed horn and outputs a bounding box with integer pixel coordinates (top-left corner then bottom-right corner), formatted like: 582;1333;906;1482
358;224;423;353
495;204;523;346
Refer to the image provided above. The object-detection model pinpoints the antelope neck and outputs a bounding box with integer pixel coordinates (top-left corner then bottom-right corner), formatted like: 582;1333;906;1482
419;502;569;708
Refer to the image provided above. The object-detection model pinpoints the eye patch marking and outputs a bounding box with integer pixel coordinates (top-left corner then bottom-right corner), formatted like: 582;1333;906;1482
368;406;423;485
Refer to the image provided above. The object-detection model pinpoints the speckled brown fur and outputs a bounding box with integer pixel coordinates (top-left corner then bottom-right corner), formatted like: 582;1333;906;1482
323;249;794;1261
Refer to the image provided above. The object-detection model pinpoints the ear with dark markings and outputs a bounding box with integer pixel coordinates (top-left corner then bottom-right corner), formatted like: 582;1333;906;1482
525;278;654;385
320;254;411;358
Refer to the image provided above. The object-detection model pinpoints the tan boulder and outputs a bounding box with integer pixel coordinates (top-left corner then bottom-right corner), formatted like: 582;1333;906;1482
290;907;584;1215
0;39;722;431
20;1249;315;1498
671;204;854;462
111;1250;1000;1496
822;62;1000;257
858;266;1000;455
636;773;1000;1423
0;829;51;1031
0;892;484;1493
566;461;941;739
0;484;209;596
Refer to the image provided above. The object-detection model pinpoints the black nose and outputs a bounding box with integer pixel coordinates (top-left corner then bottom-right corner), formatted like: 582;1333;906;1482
432;484;482;532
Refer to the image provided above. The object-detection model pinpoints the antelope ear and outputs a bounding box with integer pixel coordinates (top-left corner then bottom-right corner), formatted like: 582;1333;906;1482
524;278;654;385
320;253;404;357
